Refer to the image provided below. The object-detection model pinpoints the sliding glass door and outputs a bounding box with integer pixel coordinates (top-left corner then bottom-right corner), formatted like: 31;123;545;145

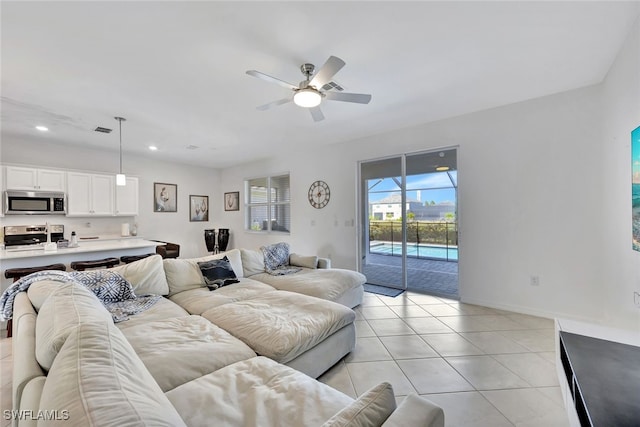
359;149;458;296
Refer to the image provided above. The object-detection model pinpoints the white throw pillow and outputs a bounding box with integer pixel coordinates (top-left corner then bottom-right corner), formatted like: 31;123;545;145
290;253;319;269
240;249;265;276
322;382;396;427
111;254;169;295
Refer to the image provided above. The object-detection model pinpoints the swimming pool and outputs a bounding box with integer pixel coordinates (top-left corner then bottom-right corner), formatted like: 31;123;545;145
370;242;458;261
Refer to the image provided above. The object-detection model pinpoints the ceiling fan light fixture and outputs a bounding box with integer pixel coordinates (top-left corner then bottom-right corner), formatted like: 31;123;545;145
294;88;322;108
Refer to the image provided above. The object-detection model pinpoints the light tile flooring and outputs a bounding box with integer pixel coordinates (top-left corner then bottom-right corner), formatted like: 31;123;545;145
318;291;569;426
0;292;570;427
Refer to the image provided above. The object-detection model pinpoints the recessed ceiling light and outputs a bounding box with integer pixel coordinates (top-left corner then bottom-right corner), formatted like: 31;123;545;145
35;125;49;132
148;145;158;151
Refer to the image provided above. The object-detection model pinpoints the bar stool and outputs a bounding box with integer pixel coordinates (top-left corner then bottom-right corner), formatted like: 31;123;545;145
70;257;120;271
120;253;154;264
4;263;67;337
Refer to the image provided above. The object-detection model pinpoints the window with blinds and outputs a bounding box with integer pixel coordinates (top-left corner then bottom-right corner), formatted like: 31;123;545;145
246;174;290;233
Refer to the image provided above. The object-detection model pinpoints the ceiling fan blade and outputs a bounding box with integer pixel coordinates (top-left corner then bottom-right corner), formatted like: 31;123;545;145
246;70;298;91
324;91;372;104
309;56;345;89
309;106;325;122
256;98;292;111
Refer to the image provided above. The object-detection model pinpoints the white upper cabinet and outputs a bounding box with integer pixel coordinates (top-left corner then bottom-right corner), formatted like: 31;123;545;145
5;166;66;191
67;172;114;216
115;176;139;216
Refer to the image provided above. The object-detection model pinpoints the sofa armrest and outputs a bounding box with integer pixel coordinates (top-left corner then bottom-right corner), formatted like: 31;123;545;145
317;257;331;269
381;394;444;427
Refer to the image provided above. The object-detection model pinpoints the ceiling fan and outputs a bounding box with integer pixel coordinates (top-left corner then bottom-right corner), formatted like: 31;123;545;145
246;56;372;122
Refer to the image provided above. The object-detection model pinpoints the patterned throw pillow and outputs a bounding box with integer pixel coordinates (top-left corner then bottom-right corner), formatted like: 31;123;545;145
198;257;239;290
70;270;136;302
261;242;291;271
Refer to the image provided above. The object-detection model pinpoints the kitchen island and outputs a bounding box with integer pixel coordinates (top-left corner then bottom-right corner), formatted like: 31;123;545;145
0;238;160;291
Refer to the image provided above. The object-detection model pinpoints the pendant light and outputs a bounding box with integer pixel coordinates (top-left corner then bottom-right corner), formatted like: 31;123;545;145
115;116;127;186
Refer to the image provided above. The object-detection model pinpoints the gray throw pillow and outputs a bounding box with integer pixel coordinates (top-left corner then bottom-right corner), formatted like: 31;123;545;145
198;257;238;290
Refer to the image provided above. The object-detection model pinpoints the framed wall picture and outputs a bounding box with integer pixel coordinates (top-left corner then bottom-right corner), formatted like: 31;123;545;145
224;191;240;211
632;125;640;251
154;182;177;212
190;195;209;222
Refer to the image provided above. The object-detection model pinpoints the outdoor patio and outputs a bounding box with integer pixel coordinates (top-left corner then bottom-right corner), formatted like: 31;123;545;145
362;253;459;299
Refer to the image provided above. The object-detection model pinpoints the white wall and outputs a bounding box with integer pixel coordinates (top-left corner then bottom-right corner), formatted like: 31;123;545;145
601;16;640;331
1;136;220;258
220;84;605;321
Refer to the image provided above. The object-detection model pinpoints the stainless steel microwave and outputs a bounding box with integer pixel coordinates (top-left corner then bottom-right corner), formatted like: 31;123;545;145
4;191;67;215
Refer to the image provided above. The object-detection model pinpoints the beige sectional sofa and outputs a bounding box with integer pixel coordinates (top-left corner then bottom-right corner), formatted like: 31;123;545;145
10;251;445;427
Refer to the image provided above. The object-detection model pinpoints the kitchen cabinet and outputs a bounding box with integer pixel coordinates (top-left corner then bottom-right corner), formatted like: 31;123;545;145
67;172;114;216
115;176;139;216
5;166;66;191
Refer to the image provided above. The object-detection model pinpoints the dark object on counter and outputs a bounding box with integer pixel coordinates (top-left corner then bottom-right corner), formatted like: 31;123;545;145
57;239;69;248
120;253;155;264
153;241;180;259
70;257;119;271
4;263;67;338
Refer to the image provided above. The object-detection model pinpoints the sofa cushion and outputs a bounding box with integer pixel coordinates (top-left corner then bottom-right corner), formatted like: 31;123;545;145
36;283;112;371
240;248;265;276
40;321;186;427
322;382;396;427
27;280;66;311
164;249;244;296
166;356;352;427
290;253;319;269
114;297;189;330
111;254;170;295
251;268;366;305
201;291;355;363
120;315;256;392
169;279;275;315
198;256;238;289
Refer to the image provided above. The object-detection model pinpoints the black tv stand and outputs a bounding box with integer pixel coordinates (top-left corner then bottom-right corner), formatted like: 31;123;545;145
559;331;640;426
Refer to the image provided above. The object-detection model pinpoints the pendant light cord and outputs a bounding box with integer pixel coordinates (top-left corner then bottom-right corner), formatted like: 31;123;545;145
115;116;126;174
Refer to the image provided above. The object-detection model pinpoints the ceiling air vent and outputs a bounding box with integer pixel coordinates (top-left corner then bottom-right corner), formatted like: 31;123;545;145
94;127;113;133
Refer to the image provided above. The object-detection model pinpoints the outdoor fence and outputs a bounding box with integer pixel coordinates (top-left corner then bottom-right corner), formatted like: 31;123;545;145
369;220;458;260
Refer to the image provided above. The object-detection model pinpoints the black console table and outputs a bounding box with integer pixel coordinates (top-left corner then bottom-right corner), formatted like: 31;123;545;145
559;331;640;426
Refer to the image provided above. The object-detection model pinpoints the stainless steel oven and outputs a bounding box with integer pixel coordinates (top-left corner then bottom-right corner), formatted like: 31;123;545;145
4;191;66;215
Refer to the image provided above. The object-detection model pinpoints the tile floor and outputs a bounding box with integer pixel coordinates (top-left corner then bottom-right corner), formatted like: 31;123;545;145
318;291;570;426
0;292;570;427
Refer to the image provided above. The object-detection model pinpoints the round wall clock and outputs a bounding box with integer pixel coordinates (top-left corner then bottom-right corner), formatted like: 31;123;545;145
308;180;330;209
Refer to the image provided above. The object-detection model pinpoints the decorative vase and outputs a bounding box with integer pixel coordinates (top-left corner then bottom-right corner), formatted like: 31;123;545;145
204;229;216;253
217;228;230;252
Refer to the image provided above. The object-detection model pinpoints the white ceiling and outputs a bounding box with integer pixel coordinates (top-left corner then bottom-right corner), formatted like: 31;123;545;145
2;1;639;168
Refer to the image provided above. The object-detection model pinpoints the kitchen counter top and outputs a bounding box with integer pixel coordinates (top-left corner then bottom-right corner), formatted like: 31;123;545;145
0;238;159;261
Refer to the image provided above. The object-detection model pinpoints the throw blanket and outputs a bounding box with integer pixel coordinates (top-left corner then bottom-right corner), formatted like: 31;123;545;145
261;242;301;276
0;270;161;323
